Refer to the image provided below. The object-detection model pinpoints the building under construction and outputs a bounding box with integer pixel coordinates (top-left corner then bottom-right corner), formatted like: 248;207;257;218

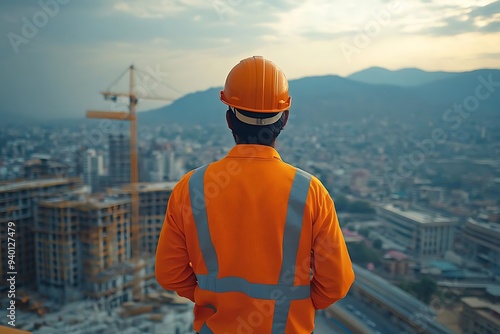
110;182;176;253
108;181;176;291
33;180;175;309
35;193;137;309
0;177;82;286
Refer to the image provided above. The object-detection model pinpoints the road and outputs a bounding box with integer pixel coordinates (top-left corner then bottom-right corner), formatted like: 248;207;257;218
336;295;404;334
314;312;352;334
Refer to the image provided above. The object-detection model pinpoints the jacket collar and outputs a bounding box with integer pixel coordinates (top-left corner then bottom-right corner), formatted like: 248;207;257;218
226;144;282;161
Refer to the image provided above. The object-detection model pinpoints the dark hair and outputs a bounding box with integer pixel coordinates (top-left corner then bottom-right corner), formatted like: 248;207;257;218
227;108;287;146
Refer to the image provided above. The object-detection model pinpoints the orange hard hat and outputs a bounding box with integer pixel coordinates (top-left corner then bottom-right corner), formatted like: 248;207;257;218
220;56;291;113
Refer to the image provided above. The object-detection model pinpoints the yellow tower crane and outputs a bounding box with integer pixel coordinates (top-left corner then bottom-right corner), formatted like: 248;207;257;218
86;65;173;300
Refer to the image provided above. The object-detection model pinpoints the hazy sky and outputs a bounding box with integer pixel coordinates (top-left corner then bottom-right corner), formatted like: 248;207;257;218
1;0;499;119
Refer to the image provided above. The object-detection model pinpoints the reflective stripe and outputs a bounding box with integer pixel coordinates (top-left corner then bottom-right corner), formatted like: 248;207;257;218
189;166;312;333
199;323;213;334
197;274;310;300
189;165;219;275
273;168;312;333
199;304;217;334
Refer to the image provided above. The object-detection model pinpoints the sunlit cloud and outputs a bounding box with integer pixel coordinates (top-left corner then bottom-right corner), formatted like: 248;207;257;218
113;0;210;18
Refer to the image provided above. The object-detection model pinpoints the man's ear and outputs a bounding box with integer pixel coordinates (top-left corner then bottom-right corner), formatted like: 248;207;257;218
226;109;233;130
282;110;289;129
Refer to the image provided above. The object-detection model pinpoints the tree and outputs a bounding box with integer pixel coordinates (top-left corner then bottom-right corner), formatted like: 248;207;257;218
349;200;375;214
398;277;437;304
414;277;437;304
347;242;381;265
334;195;349;212
373;239;382;249
333;196;375;214
358;227;370;238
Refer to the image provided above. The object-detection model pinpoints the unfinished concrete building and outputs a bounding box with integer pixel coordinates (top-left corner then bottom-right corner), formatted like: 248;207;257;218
109;182;175;290
137;182;176;254
35;195;137;309
111;182;175;251
0;177;82;286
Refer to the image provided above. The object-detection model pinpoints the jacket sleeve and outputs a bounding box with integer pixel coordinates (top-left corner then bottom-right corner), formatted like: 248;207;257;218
310;182;355;309
155;178;197;302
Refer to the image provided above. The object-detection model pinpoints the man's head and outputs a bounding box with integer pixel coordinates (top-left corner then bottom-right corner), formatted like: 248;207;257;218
220;56;291;147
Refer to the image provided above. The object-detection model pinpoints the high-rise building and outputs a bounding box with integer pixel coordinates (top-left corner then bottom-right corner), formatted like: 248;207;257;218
82;149;104;193
149;150;175;182
108;134;130;187
377;204;456;259
163;149;175;181
461;218;500;269
0;178;82;286
35;195;133;308
111;182;175;252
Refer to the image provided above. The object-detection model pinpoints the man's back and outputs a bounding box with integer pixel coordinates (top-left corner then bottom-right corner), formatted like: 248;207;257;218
156;144;354;333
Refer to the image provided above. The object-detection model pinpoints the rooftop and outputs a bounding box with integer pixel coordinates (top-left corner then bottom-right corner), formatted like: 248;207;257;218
467;218;500;234
0;177;79;192
384;250;409;261
39;195;129;209
381;204;454;224
426;259;459;272
462;297;500;325
137;182;177;192
112;182;177;194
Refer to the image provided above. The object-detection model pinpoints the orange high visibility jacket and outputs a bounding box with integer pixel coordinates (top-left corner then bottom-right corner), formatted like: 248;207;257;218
156;144;354;333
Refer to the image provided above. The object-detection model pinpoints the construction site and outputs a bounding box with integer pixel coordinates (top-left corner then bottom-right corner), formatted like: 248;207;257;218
0;173;192;333
0;66;194;333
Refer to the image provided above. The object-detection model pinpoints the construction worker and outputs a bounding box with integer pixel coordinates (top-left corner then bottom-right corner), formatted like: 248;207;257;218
156;56;355;333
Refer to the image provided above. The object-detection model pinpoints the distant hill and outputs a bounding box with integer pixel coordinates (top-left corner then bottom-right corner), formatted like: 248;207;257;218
348;67;460;87
139;87;223;125
5;67;498;127
140;68;500;126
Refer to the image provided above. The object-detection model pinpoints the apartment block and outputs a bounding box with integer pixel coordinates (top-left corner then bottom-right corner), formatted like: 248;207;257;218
108;134;130;187
0;177;81;286
461;218;500;269
82;149;104;193
377;204;456;259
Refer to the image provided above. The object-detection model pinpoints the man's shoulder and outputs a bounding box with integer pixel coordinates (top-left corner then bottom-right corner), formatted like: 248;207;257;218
287;165;331;198
172;169;197;192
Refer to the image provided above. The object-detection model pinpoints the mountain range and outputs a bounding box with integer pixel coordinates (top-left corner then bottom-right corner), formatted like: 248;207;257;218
140;67;500;126
3;67;498;127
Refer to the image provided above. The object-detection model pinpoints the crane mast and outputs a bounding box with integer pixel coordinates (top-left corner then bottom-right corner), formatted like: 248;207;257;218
86;65;170;300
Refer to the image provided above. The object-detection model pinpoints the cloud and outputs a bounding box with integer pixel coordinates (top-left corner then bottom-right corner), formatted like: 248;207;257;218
421;1;500;36
112;0;210;19
469;1;500;18
479;52;500;59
